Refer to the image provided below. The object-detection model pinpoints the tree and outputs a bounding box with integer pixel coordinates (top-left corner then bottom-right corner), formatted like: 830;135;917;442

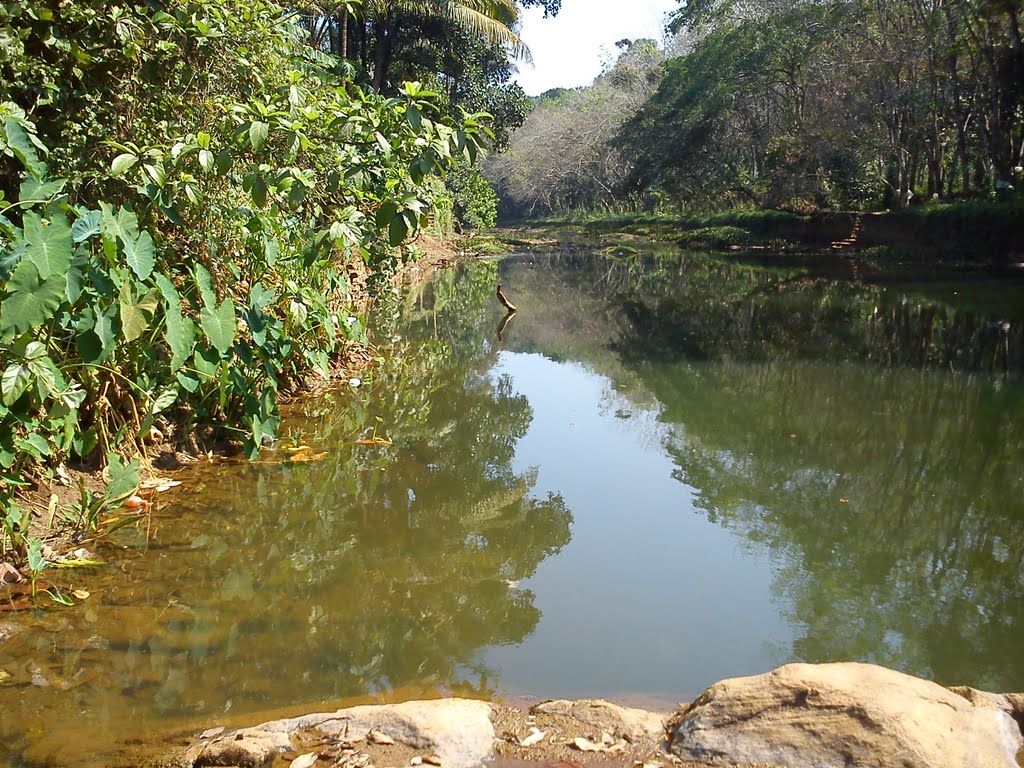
487;39;665;216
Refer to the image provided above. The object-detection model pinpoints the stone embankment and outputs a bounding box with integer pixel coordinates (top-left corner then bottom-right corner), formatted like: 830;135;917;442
182;663;1024;768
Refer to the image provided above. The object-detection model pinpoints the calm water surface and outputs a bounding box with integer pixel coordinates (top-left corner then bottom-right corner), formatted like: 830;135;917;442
2;250;1023;765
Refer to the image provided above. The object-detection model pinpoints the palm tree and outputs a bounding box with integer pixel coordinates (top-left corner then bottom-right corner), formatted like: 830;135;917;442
300;0;530;90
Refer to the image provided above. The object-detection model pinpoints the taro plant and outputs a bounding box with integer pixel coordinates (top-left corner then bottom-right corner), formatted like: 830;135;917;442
0;0;492;560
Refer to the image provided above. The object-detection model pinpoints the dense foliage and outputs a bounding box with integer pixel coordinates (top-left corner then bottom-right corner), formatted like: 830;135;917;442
0;0;493;560
487;39;664;216
492;0;1024;214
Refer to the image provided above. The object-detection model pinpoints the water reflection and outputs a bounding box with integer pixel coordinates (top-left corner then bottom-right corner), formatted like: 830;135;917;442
0;260;572;766
493;251;1024;693
2;249;1023;766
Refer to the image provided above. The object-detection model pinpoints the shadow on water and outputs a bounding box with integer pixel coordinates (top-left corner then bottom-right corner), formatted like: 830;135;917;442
2;247;1024;765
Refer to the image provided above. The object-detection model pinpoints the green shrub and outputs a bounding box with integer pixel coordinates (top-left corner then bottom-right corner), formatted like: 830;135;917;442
0;0;491;557
447;163;499;231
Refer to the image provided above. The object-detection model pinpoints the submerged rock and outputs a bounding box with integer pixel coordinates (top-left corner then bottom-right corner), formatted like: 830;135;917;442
669;662;1024;768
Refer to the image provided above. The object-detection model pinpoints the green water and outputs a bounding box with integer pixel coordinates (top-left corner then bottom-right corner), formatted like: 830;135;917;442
1;250;1023;765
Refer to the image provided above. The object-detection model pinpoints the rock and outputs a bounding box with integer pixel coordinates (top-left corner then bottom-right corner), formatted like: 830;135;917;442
189;699;494;768
190;729;289;767
532;699;667;743
669;662;1024;768
0;620;23;644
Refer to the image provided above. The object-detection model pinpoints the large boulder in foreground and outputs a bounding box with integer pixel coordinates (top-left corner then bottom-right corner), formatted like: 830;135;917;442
670;662;1024;768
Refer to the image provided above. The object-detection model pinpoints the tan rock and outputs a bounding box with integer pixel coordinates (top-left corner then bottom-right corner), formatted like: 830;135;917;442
670;662;1023;768
190;699;493;768
532;698;668;743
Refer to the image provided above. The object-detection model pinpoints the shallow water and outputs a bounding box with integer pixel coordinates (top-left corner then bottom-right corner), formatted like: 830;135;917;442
2;250;1023;766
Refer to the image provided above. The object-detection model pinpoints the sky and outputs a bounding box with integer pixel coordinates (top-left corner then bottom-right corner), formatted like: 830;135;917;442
512;0;679;96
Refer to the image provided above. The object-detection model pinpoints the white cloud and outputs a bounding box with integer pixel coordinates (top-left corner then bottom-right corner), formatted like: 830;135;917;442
512;0;677;95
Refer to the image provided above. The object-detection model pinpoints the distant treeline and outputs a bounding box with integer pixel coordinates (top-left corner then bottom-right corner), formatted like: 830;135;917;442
488;0;1024;215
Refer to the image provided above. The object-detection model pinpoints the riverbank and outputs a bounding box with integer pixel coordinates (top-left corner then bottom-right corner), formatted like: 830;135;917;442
138;662;1024;768
496;201;1024;266
0;233;462;604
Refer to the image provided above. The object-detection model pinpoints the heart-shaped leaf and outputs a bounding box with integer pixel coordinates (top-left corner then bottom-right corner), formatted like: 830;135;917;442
201;298;236;354
23;211;72;279
0;260;66;340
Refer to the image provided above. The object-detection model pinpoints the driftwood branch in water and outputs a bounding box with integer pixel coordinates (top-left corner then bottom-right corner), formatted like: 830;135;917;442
496;284;517;313
497;309;516;341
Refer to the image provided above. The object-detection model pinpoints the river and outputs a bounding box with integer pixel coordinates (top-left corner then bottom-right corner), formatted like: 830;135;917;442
1;248;1022;766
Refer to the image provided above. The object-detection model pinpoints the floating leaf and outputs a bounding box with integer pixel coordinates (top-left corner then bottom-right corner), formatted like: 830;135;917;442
45;588;74;606
72;589;90;600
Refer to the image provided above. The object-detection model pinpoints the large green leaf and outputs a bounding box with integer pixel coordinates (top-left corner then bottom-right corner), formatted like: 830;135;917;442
118;282;159;343
155;273;196;370
122;230;155;280
200;298;236;355
110;153;138;176
23;211;73;279
19;176;65;203
1;364;31;406
193;263;216;309
1;117;45;177
102;452;140;506
71;209;102;243
249;120;269;151
77;302;117;363
100;203;141;250
0;260;66;340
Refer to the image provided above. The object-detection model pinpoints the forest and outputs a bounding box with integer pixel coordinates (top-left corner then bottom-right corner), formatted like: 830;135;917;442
490;0;1024;215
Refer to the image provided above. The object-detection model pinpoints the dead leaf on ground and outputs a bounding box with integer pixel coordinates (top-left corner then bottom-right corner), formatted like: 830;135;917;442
572;737;603;752
0;668;10;682
0;563;24;584
367;729;396;745
423;756;442;766
519;727;546;747
289;753;319;768
287;450;329;463
200;727;225;739
140;477;182;492
572;736;627;753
